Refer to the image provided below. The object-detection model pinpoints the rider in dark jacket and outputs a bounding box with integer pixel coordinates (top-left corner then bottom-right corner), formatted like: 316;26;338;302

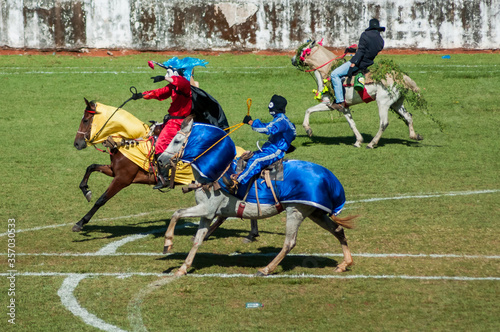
348;20;385;74
330;19;385;110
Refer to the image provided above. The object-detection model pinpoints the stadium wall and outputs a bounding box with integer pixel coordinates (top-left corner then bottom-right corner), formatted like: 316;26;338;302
0;0;499;51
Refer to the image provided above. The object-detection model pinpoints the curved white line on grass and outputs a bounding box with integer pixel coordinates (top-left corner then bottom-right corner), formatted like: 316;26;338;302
96;222;197;255
127;276;179;331
6;271;500;281
2;188;498;238
57;274;127;332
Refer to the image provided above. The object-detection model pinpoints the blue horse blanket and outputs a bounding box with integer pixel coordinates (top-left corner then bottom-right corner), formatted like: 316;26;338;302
181;124;345;216
222;159;346;215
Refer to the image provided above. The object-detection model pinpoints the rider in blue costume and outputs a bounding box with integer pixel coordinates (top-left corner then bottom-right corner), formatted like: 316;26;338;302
226;95;296;193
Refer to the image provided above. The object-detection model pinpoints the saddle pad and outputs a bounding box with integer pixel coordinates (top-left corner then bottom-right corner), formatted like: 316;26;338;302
119;141;194;185
343;72;375;86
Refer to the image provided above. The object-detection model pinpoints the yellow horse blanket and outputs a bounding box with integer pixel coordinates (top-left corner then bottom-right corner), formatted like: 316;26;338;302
87;103;194;185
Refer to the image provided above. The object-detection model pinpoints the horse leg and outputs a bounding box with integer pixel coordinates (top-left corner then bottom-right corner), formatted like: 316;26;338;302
79;164;114;202
391;97;424;141
72;176;131;232
366;96;391;148
175;217;211;276
163;203;209;254
302;102;331;137
203;216;226;241
243;219;259;243
73;153;138;232
257;205;313;276
308;211;353;272
342;108;364;148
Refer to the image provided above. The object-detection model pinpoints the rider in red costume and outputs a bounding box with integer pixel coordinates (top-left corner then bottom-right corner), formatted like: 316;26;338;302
132;68;192;189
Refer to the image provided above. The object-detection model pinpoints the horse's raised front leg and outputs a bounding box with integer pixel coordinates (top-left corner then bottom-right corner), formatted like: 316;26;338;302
391;98;424;141
302;102;331;137
175;217;211;276
163;203;209;254
342;108;364;148
257;205;312;276
308;211;353;272
79;164;114;202
72;176;130;232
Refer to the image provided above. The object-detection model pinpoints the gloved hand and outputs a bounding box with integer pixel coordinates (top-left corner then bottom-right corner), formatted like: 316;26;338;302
151;75;165;83
132;92;144;100
347;66;356;79
345;47;357;54
243;115;252;124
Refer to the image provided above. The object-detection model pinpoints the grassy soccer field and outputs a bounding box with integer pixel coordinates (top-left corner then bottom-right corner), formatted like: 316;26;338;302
0;52;499;331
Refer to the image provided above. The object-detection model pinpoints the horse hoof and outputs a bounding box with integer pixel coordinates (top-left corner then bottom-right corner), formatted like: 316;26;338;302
416;134;424;141
242;236;257;244
174;269;186;277
163;246;171;254
306;128;313;137
72;224;82;232
85;191;92;202
366;144;375;149
255;271;267;277
353;142;362;148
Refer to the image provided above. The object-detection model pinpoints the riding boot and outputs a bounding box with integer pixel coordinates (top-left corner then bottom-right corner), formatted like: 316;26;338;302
153;153;170;190
328;101;346;111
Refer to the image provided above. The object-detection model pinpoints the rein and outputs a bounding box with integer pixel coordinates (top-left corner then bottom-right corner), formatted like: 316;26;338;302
87;86;137;144
304;52;347;73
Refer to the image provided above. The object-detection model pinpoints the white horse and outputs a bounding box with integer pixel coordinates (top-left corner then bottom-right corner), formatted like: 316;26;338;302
292;40;423;148
161;117;358;276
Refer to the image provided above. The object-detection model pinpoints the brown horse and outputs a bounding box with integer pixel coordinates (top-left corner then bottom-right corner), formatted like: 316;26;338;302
73;98;259;242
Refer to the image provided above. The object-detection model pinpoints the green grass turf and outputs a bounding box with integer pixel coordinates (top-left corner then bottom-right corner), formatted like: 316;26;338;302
0;52;499;331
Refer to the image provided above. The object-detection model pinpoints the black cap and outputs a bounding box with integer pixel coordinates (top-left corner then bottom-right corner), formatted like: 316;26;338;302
268;95;287;115
366;19;385;32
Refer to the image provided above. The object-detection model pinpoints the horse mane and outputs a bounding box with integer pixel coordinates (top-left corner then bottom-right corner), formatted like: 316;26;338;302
182;114;195;128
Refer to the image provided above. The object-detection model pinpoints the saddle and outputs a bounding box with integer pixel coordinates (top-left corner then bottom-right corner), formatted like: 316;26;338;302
235;152;285;181
343;71;375;87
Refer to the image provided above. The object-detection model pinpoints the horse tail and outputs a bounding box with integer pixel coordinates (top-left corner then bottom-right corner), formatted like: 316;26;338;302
330;214;359;229
403;74;420;93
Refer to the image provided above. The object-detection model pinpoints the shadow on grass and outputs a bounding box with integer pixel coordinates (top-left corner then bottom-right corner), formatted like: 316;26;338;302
72;218;280;242
160;250;340;274
300;134;427;148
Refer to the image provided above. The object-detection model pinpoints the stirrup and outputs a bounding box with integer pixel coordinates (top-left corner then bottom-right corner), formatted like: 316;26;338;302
153;174;168;190
222;176;238;194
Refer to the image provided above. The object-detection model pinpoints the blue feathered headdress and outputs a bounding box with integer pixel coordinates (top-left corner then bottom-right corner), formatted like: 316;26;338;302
148;57;208;81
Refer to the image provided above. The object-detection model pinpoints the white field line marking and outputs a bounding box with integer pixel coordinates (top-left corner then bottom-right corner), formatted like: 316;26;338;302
2;188;498;238
345;189;500;204
57;274;127;332
4;271;499;281
0;209;179;237
6;252;500;259
127;276;179;331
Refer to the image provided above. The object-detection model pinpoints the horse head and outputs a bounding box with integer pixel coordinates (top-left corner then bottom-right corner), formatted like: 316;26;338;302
160;116;237;184
74;98;97;150
292;39;336;80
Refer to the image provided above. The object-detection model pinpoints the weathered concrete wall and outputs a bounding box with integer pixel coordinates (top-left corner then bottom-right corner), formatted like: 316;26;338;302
1;0;499;50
